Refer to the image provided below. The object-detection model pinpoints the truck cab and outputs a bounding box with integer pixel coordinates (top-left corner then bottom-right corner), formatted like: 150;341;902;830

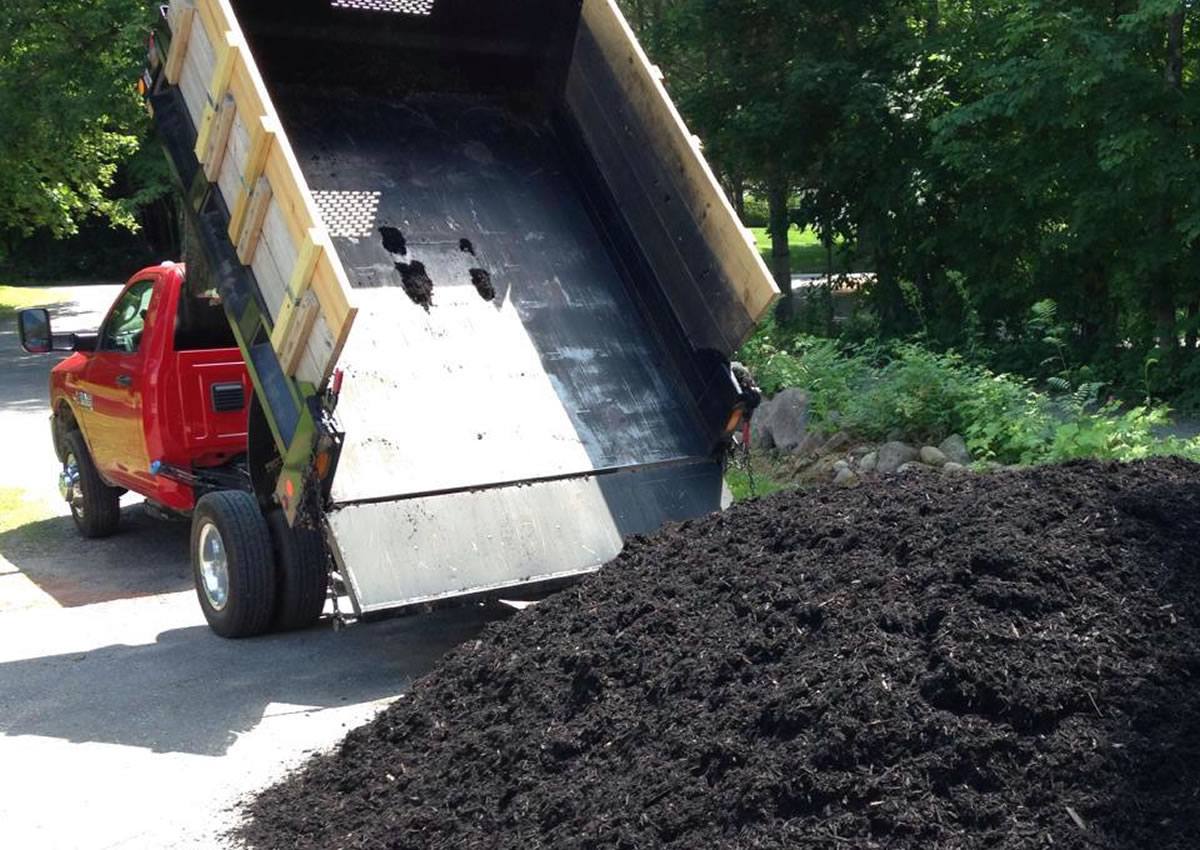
26;264;251;532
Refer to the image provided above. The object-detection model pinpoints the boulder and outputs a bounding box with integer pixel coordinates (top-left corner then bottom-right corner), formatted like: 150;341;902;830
943;462;968;474
833;467;860;488
896;462;921;474
859;452;878;473
938;434;972;466
770;389;810;453
793;431;825;458
877;442;918;474
919;446;948;467
833;460;851;474
748;397;776;450
821;431;852;455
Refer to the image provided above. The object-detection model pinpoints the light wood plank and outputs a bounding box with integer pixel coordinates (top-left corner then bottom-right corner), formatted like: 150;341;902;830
177;21;214;129
193;31;241;165
249;219;291;322
228;116;275;239
165;2;195;85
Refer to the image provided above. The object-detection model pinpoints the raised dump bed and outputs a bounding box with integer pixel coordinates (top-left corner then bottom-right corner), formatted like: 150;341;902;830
149;0;776;618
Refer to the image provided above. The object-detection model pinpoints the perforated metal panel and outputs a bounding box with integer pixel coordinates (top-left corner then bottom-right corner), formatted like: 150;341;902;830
330;0;435;14
312;190;382;240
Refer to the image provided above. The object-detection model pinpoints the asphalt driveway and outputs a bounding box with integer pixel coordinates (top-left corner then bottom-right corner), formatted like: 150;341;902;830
0;284;508;848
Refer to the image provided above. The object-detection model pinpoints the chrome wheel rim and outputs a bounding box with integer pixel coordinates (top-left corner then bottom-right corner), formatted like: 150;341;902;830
62;453;84;519
197;521;230;611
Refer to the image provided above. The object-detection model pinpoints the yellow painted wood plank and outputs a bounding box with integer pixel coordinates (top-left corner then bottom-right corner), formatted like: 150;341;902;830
202;93;237;182
235;176;273;265
278;291;321;376
270;229;324;353
164;3;195;85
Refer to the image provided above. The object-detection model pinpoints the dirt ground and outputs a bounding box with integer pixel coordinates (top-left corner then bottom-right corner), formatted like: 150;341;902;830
240;458;1200;850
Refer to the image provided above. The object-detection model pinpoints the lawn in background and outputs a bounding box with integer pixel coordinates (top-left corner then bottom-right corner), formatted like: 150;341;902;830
750;226;868;275
0;285;66;320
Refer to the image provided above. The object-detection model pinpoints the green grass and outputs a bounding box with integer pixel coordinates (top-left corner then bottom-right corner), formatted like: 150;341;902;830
0;487;53;535
750;226;869;275
0;285;66;320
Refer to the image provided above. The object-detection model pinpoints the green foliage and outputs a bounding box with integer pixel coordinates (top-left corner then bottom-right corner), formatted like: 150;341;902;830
724;459;789;502
739;323;1200;466
626;0;1200;410
0;0;156;244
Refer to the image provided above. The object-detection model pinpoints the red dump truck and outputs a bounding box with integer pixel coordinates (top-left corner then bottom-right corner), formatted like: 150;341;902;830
19;0;776;638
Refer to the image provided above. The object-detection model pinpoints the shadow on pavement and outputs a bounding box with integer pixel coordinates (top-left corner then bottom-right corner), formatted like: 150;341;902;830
0;604;511;757
0;506;194;607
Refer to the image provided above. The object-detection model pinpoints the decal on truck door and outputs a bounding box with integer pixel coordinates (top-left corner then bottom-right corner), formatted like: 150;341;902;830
75;390;93;410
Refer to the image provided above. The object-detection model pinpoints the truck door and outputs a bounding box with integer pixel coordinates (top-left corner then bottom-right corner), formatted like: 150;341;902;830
76;277;159;491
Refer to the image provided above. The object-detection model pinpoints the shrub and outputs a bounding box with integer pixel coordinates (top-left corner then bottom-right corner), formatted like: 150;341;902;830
738;326;1200;467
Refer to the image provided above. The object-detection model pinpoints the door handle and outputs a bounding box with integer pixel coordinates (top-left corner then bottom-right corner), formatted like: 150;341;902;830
115;374;133;388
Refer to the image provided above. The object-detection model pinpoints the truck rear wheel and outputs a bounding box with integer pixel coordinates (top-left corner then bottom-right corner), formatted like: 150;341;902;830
266;509;328;632
191;491;276;638
62;430;121;539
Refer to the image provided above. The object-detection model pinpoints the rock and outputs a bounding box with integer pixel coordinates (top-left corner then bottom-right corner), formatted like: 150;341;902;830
877;442;918;474
793;431;825;457
833;460;851;474
938;434;972;466
943;462;968;474
919;446;948;467
849;445;873;459
833;467;860;488
896;462;924;474
859;452;878;473
748;397;776;450
770;389;810;453
821;431;852;455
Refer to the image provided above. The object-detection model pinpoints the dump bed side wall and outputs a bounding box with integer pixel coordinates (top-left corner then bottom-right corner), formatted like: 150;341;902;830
567;0;778;357
165;0;357;391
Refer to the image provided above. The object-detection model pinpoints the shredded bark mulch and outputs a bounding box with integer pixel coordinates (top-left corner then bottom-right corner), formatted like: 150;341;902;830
238;458;1200;849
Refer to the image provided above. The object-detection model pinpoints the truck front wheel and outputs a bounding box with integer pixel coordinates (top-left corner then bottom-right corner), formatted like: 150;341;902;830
266;510;328;632
62;430;121;539
191;491;276;638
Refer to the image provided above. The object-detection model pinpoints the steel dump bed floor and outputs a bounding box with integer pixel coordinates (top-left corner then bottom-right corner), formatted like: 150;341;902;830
275;89;724;613
278;88;709;504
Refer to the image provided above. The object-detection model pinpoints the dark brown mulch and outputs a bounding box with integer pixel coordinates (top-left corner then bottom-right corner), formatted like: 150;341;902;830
237;458;1200;849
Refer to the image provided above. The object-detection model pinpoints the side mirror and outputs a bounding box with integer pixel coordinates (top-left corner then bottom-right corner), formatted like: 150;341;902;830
18;308;52;354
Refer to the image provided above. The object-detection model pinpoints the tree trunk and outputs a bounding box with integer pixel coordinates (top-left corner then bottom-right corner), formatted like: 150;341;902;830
926;1;939;37
1186;301;1198;349
1167;7;1184;90
1156;7;1184;351
731;172;745;221
767;178;793;320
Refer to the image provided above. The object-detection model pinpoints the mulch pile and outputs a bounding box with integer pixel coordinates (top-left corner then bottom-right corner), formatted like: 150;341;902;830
238;458;1200;849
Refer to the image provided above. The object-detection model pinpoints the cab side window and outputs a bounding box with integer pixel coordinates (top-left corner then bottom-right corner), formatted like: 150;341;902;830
100;280;156;353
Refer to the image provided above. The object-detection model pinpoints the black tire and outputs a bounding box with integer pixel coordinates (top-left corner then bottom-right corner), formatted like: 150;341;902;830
63;430;121;539
191;491;276;639
266;509;328;632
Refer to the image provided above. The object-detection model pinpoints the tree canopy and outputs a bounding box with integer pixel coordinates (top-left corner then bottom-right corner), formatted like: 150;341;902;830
0;0;155;241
